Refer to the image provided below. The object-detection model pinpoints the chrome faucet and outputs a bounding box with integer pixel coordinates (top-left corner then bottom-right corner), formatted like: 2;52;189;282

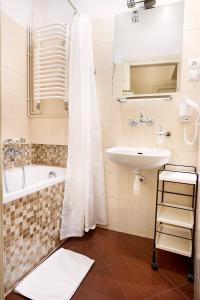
3;138;26;163
129;110;154;127
4;147;23;162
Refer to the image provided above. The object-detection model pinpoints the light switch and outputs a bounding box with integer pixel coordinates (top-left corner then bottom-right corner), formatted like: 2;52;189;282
188;58;200;81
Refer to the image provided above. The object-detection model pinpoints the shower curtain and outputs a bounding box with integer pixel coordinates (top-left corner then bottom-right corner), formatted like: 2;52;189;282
60;15;107;239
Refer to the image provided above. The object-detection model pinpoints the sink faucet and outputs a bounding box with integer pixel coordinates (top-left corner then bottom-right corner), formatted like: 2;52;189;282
129;110;154;127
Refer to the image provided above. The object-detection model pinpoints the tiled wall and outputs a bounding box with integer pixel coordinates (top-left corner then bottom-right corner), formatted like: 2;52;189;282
3;144;67;168
1;10;68;146
3;182;65;293
29;117;68;146
92;10;198;239
31;144;67;167
183;0;200;298
1;12;30;143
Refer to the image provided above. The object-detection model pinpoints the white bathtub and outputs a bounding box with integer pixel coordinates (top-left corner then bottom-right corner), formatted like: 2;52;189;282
3;165;66;204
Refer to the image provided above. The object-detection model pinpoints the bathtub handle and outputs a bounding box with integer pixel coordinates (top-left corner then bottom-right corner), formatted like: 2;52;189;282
4;165;25;193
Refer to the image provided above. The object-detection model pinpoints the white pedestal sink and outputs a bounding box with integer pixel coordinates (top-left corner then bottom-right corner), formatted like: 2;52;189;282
106;147;171;173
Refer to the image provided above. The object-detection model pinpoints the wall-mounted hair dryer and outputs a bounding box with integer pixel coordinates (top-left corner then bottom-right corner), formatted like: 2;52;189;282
179;97;200;145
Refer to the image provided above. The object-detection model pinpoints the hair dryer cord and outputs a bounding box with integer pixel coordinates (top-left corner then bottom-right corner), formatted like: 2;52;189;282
184;119;200;145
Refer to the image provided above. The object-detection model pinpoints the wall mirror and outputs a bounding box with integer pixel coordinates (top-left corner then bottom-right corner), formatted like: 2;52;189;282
113;1;184;97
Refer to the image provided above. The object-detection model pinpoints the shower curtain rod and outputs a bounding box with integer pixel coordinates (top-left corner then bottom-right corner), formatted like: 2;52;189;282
67;0;80;14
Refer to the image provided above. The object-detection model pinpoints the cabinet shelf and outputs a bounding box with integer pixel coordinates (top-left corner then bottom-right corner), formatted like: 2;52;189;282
156;224;192;257
157;206;194;229
158;202;193;211
159;170;197;185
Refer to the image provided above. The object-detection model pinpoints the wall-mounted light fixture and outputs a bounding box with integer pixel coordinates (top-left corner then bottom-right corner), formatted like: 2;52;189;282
127;0;156;22
127;0;156;9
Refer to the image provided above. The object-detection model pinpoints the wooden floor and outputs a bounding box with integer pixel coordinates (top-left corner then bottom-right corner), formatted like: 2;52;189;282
6;228;194;300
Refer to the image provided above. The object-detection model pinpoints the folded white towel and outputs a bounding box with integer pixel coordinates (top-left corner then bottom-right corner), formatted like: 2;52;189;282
15;248;94;300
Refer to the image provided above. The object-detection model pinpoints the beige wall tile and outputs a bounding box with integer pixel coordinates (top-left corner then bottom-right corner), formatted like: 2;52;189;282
2;93;27;120
92;16;114;45
107;221;128;233
1;13;29;143
99;96;122;122
102;122;132;148
2;116;30;143
94;43;113;70
1;67;26;97
105;170;131;200
1;34;27;75
127;198;149;238
182;28;200;62
29;118;68;145
170;150;197;165
107;197;128;230
183;0;200;31
95;70;113;97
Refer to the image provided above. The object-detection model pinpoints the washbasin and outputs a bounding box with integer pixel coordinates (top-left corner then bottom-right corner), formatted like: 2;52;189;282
106;147;171;172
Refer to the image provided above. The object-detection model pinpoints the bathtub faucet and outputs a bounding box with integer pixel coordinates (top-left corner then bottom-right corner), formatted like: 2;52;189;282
3;138;25;163
4;147;23;162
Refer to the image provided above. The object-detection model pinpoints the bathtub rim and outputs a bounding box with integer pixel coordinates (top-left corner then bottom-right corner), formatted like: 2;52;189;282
3;164;66;204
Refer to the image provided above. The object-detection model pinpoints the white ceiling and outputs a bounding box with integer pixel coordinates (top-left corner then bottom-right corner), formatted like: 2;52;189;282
74;0;184;18
1;0;184;27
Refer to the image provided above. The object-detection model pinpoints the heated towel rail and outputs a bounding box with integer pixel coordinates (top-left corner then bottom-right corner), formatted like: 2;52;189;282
27;23;69;117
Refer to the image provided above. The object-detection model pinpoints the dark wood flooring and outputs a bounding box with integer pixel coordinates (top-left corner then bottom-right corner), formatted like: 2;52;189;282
6;228;194;300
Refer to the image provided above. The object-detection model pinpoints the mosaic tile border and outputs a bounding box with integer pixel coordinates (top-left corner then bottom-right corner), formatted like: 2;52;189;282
31;144;67;167
3;143;68;168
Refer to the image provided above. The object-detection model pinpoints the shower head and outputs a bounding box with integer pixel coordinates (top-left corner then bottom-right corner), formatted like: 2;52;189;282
127;0;156;23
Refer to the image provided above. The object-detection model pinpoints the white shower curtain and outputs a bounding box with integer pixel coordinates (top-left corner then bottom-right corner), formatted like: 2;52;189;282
60;15;107;240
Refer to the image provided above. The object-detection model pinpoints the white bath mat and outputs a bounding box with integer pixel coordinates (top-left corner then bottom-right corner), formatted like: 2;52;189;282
14;248;95;300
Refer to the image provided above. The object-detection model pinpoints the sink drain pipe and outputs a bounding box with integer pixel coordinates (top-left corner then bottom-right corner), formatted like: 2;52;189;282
133;173;146;195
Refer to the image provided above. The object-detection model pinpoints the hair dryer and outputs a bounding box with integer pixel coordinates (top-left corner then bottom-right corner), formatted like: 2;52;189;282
179;97;200;145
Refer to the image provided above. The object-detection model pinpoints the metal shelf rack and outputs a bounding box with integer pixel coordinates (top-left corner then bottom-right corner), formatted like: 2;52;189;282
151;164;198;282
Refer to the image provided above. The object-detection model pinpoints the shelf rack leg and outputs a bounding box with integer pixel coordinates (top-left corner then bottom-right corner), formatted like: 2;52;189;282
151;249;158;271
188;175;198;283
188;258;194;282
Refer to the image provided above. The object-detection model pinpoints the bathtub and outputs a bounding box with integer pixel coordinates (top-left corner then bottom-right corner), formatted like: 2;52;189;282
3;164;66;292
3;164;66;204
